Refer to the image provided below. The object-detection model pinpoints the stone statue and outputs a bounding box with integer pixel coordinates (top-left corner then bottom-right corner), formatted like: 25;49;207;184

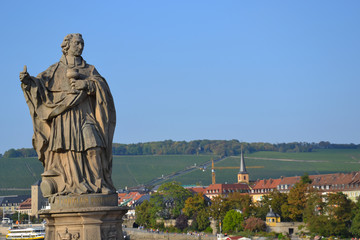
19;33;116;197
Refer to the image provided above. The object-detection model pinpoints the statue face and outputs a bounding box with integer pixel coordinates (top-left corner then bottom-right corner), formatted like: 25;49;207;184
68;37;84;57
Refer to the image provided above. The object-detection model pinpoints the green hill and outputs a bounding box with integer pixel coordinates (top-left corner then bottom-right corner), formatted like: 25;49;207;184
172;149;360;185
1;149;360;195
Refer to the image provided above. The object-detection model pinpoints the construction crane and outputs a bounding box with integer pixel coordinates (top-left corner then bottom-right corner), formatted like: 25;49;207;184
211;155;264;184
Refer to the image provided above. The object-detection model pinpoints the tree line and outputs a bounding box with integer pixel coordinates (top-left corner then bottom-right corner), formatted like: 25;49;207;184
2;140;359;158
136;179;360;238
135;181;267;235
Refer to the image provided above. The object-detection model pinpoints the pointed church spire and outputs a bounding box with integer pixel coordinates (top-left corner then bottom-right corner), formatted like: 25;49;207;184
239;147;248;174
237;146;249;184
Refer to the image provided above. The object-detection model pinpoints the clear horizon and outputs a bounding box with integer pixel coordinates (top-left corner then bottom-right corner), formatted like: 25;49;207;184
1;1;359;154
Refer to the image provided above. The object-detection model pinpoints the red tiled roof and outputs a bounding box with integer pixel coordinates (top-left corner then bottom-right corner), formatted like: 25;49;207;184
252;178;282;190
278;176;301;186
251;171;360;193
118;192;144;206
187;187;207;194
205;183;250;195
310;172;360;186
19;198;31;210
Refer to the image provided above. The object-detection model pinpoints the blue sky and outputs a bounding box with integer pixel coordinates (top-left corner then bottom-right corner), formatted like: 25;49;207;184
0;1;359;154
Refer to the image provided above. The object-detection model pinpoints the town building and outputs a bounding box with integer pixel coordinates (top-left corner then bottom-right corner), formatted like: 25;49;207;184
118;192;144;207
18;198;32;215
251;172;360;202
204;183;250;199
31;180;48;217
251;178;282;202
0;195;30;215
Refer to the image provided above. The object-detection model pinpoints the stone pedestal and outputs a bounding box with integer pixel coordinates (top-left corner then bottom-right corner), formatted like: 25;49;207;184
39;194;128;240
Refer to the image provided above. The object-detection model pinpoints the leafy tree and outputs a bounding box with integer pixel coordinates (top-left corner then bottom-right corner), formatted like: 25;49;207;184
175;214;188;231
11;213;29;223
195;209;210;231
227;192;254;218
325;192;354;237
268;190;288;219
183;193;207;218
304;192;354;237
300;173;312;184
281;181;310;222
351;211;360;237
244;217;266;232
6;141;359;158
222;210;243;233
149;193;169;219
303;191;328;235
254;190;287;221
3;149;23;158
158;182;192;218
209;195;231;223
135;200;156;227
17;148;37;157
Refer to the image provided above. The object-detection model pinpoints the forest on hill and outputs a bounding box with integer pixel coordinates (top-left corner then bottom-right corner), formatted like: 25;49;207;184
1;140;359;158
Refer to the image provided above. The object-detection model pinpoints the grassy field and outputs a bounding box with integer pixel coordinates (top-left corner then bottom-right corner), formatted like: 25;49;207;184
111;155;215;189
0;157;43;195
0;154;215;195
1;149;360;195
171;149;360;185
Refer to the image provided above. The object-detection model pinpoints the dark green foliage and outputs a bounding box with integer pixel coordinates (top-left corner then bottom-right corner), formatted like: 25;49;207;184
113;139;245;157
3;141;360;159
301;173;312;184
303;191;327;235
135;200;156;227
3;149;23;158
304;192;355;237
255;190;288;221
351;211;360;237
11;213;30;223
158;182;192;218
175;214;188;230
325;192;354;237
3;148;37;158
149;193;169;219
195;209;211;231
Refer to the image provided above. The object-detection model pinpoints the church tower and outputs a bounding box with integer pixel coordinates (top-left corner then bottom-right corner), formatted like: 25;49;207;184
237;150;249;184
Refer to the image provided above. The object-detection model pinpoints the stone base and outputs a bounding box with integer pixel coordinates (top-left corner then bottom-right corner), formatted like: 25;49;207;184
39;194;128;240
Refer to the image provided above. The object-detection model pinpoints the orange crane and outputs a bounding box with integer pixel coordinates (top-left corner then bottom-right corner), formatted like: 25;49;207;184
211;158;264;184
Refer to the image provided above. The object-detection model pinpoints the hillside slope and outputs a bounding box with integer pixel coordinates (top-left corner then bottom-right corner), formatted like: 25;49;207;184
1;149;359;195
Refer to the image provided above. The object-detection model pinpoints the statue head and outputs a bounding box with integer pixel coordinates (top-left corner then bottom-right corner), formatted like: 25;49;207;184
61;33;84;57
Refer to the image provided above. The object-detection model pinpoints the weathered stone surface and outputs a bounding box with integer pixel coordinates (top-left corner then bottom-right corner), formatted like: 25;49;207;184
40;206;128;240
20;34;127;240
20;33;116;197
50;193;118;210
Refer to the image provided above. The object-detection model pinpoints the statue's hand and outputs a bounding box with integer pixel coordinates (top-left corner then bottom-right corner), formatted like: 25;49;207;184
19;65;30;83
70;79;88;90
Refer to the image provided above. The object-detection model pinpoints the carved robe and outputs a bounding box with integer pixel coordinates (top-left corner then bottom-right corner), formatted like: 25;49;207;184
21;55;116;195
